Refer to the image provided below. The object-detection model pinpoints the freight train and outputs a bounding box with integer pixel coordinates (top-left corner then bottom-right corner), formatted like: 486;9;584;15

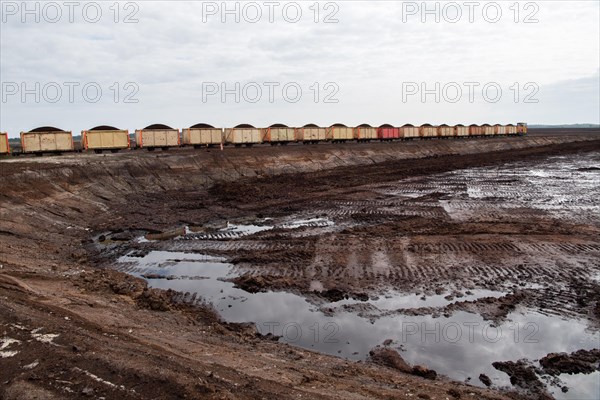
0;123;527;156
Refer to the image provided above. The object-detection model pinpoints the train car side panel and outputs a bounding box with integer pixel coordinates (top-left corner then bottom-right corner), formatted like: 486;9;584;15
482;125;495;136
402;126;420;138
327;127;354;141
296;127;327;142
183;128;222;145
377;127;401;140
84;130;129;150
353;127;378;140
438;125;455;137
469;125;483;136
263;127;295;143
135;129;180;148
0;132;9;154
21;131;74;153
224;128;262;144
455;126;469;136
419;125;437;138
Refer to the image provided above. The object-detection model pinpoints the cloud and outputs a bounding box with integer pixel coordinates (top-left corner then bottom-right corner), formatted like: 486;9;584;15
1;1;598;136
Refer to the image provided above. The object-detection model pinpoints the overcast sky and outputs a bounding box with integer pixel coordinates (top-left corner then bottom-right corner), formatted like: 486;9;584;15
1;1;599;137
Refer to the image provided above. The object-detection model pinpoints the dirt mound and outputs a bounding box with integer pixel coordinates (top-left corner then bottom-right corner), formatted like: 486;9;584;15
136;287;171;311
75;269;146;296
368;347;412;373
229;274;300;293
492;360;551;398
539;349;600;375
369;347;437;380
446;292;525;322
412;365;438;380
479;373;492;387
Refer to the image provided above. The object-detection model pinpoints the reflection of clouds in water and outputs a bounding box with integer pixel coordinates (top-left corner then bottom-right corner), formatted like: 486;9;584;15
467;153;600;219
550;371;600;400
393;152;600;224
334;289;506;310
119;216;600;398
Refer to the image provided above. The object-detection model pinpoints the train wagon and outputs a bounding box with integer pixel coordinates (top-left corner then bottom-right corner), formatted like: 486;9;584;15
469;124;483;136
262;124;295;144
0;132;9;155
507;124;518;135
21;127;74;154
401;124;420;139
377;124;401;141
517;122;528;135
295;123;327;144
224;124;262;146
482;124;495;136
182;123;222;148
353;124;378;142
82;125;129;153
326;124;354;142
438;124;455;138
135;124;180;150
455;124;469;137
495;124;507;136
419;124;437;138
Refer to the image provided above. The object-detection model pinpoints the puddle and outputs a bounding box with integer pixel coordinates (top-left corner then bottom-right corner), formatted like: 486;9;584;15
175;224;272;240
117;251;600;399
547;371;600;400
378;152;600;227
333;289;506;311
279;217;334;229
174;217;335;241
221;223;273;235
458;153;600;223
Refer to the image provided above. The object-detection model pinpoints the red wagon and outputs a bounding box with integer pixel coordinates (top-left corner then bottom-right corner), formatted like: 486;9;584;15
377;124;401;141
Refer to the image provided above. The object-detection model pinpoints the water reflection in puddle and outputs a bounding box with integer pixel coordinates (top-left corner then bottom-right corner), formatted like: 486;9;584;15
117;251;600;399
335;289;506;310
174;217;334;241
279;218;335;229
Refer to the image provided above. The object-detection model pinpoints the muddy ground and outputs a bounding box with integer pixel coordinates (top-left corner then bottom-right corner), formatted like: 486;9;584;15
1;130;599;399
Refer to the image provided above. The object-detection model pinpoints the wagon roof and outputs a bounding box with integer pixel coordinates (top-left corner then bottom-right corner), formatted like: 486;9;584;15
379;124;395;128
269;123;289;128
481;123;492;127
303;123;321;128
469;124;480;127
29;126;65;132
421;123;434;127
90;125;120;131
144;124;173;130
456;124;465;126
439;124;450;127
330;123;347;127
402;124;415;127
357;123;373;128
190;123;215;128
234;124;256;128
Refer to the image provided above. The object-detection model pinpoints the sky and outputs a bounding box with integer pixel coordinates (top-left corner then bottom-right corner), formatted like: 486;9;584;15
0;0;599;137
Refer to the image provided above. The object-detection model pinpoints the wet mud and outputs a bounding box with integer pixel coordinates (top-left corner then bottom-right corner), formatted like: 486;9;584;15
1;130;599;399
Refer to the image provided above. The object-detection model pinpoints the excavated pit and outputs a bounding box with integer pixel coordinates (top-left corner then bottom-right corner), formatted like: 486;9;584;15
113;148;600;399
1;130;599;399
